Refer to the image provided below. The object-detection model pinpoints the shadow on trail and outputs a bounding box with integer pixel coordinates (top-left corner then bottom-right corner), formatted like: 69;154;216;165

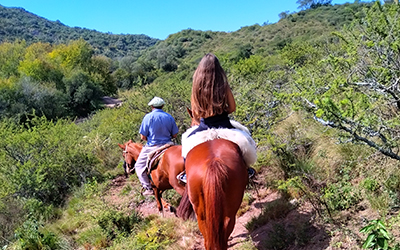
238;197;331;250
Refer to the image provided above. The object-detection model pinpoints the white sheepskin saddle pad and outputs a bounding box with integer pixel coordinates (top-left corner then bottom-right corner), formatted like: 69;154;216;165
181;120;257;166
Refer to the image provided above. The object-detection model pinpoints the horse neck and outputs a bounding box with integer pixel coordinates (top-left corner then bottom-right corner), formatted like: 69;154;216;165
128;143;143;161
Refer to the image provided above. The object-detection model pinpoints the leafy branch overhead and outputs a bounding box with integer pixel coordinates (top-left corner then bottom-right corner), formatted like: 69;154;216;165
289;2;400;161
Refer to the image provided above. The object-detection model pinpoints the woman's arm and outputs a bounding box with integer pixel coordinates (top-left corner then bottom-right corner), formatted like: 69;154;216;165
226;86;236;114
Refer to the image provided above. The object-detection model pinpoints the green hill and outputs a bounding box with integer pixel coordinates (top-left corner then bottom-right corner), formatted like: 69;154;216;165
131;2;368;77
0;4;159;58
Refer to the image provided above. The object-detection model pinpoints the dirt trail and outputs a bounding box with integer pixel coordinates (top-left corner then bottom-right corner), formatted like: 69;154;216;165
104;175;283;249
104;176;342;250
101;96;122;108
228;190;280;248
104;176;370;250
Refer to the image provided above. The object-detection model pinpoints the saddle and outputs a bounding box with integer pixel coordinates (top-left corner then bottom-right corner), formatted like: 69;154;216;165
178;120;258;184
181;120;257;167
145;142;174;174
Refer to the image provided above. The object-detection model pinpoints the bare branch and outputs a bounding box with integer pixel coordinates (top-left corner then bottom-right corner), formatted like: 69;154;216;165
314;116;400;161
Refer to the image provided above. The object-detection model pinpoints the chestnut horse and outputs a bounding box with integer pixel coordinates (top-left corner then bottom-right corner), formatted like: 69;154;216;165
177;138;248;250
118;140;185;215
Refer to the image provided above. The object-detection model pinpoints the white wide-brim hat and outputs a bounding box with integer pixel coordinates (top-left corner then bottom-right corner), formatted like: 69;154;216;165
148;96;165;107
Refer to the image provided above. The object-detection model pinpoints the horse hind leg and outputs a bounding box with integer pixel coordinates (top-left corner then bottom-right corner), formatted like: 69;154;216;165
225;216;236;247
198;219;209;249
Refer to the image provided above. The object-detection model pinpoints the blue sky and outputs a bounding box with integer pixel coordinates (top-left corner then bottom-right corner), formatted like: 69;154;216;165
1;0;354;40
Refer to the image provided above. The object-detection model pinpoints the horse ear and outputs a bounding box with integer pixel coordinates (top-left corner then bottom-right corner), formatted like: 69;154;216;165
186;107;193;118
118;143;125;149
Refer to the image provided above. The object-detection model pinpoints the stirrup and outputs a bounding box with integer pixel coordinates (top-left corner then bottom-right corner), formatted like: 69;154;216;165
177;171;187;183
248;167;256;179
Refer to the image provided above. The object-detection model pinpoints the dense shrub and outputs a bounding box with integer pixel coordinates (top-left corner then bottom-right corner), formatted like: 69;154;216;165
0;77;68;121
0;116;100;206
97;209;142;240
14;220;63;250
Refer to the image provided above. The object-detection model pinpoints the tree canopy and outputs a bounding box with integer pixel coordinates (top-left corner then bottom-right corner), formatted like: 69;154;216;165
297;0;332;10
0;39;116;120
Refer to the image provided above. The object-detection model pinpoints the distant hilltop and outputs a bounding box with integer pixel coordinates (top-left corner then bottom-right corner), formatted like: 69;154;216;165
0;4;159;59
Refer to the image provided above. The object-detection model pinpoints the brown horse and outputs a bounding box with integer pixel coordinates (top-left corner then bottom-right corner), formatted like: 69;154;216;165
177;138;248;250
118;140;186;215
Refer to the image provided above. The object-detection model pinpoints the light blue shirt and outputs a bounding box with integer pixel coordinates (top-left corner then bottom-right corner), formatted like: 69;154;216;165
139;109;179;146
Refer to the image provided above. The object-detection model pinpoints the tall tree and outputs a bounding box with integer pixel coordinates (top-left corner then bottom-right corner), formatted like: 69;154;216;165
0;40;26;79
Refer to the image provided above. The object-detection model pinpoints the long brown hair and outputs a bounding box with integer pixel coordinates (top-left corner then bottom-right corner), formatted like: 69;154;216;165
191;53;230;123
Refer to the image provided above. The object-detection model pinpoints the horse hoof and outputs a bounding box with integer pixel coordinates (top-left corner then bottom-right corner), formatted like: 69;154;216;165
169;206;177;214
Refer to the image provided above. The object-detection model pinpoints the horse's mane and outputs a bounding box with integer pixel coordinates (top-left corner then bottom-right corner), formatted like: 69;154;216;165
125;141;143;159
127;141;143;150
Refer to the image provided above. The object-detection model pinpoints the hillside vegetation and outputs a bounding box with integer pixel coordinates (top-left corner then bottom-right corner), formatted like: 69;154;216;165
1;1;400;250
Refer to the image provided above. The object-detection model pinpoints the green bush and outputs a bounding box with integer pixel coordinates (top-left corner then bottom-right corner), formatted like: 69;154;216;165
23;199;61;222
0;116;100;206
76;227;108;249
323;181;361;211
362;178;380;193
128;217;178;250
97;209;142;240
14;220;63;250
78;105;143;170
0;78;68;121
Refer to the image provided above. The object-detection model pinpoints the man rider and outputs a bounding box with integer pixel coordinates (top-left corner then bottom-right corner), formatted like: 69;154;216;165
134;96;179;196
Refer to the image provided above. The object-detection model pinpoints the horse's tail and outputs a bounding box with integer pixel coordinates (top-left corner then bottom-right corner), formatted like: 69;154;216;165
176;187;194;220
204;158;229;250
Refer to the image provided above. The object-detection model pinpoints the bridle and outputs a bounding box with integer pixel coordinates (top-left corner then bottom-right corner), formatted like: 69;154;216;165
123;144;128;157
123;144;136;172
